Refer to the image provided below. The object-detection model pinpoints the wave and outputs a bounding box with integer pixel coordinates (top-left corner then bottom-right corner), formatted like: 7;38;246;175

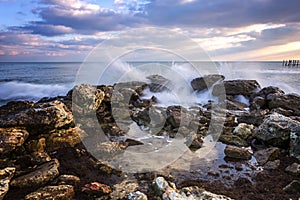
0;81;72;102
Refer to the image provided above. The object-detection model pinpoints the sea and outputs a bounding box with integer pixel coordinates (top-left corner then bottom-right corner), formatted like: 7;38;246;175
0;61;300;106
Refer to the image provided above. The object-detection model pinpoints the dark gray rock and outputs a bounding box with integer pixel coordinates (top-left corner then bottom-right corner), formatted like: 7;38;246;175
191;74;224;91
253;147;280;165
213;80;260;96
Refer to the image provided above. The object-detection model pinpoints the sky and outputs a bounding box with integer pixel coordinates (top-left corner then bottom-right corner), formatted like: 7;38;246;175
0;0;300;61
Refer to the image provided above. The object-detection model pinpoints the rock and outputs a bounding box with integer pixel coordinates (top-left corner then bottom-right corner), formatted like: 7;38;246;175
285;163;300;176
213;80;260;96
0;100;73;133
254;113;300;148
224;146;252;160
25;138;46;153
154;176;183;199
127;191;148;200
219;134;249;147
181;186;233;200
90;142;125;161
225;99;248;111
283;180;300;194
0;127;29;156
25;185;74;200
250;96;266;110
110;179;139;199
290;132;300;161
237;110;267;126
146;75;173;92
264;160;280;170
191;74;224;91
187;134;203;150
233;123;254;140
82;182;111;197
46;127;82;152
253;147;280;165
254;86;285;99
10;159;59;188
57;175;80;185
269;93;300;115
0;167;15;200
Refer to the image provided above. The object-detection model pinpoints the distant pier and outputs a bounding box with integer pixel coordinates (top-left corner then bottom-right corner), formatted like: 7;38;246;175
282;59;299;67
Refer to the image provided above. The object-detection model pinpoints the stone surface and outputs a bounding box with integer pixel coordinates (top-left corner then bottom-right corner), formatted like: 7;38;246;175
254;113;300;148
264;160;280;170
0;167;15;200
285;163;300;176
110;180;138;199
224;146;252;160
213;80;260;96
181;186;233;200
233;123;254;140
127;191;148;200
10;159;59;188
0;127;29;156
146;74;173;92
289;132;300;161
268;93;300;115
82;182;111;197
25;185;74;200
191;74;225;91
0;100;73;133
219;134;249;147
57;175;80;185
283;180;300;194
253;147;280;165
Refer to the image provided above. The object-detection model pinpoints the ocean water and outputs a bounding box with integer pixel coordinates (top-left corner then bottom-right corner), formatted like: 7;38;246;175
0;61;299;106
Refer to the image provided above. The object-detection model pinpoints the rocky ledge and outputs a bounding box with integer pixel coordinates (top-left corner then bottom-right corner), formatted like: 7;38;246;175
0;75;299;200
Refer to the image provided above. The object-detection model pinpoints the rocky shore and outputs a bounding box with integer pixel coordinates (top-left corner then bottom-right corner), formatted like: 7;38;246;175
0;74;300;200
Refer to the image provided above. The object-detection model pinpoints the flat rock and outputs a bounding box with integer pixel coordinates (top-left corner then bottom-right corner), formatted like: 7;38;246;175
269;93;300;115
224;146;252;160
0;127;29;156
213;80;260;96
191;74;224;91
219;134;249;147
10;159;59;188
25;185;74;200
285;163;300;176
0;167;15;200
253;147;280;165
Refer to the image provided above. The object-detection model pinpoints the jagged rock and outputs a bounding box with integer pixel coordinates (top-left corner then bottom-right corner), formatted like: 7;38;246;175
0;167;15;200
219;134;248;147
154;176;183;199
110;179;139;199
285;163;300;176
191;74;225;91
253;147;280;165
127;191;148;200
90;142;126;161
146;75;173;92
224;146;252;160
25;138;46;153
25;185;74;200
0;127;29;156
250;96;266;110
237;110;267;126
0;100;73;133
283;180;300;194
233;123;254;140
268;93;300;115
181;186;233;200
290;131;300;161
46;127;82;152
10;159;59;188
82;182;111;197
264;160;280;170
213;80;260;96
254;113;300;148
56;175;80;185
225;99;248;111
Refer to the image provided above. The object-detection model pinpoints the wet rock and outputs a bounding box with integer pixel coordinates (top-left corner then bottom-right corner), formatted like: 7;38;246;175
110;179;139;199
283;180;300;194
213;80;260;96
290;132;300;161
154;176;183;199
10;159;59;188
268;93;300;115
233;123;254;140
254;113;300;148
187;134;203;150
225;99;248;111
191;74;224;91
25;185;74;200
224;146;252;160
0;100;73;133
219;134;249;147
264;160;280;170
181;186;233;200
285;163;300;176
237;110;268;126
127;191;148;200
0;167;15;200
0;127;29;156
82;182;111;197
146;74;173;92
46;127;82;152
90;142;125;161
113;81;147;96
250;96;266;110
57;175;80;185
253;147;280;165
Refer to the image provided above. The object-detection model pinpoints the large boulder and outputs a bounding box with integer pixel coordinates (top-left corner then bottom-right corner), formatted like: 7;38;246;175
213;80;260;96
0;128;29;157
0;167;15;200
0;100;73;133
146;74;173;93
191;74;224;91
254;113;300;148
25;185;74;200
10;159;60;188
268;93;300;115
